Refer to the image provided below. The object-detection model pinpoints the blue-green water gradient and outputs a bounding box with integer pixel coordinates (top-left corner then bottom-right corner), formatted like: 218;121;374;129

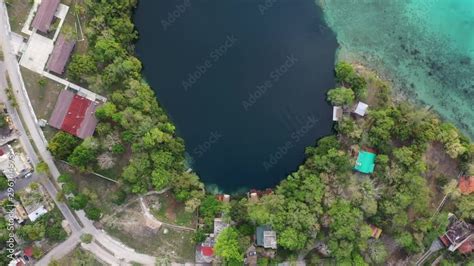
322;0;474;138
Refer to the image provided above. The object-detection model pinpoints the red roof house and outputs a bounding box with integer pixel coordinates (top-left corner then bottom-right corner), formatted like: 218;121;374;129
216;194;230;203
23;246;33;257
201;246;214;257
31;0;60;33
459;176;474;195
439;215;474;253
49;90;100;139
458;238;473;254
47;35;75;75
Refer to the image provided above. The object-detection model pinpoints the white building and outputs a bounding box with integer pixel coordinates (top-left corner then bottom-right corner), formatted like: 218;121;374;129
354;102;369;116
332;106;343;121
26;205;48;222
0;144;31;179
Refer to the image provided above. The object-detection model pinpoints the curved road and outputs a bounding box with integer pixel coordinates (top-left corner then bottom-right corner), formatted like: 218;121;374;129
0;2;156;265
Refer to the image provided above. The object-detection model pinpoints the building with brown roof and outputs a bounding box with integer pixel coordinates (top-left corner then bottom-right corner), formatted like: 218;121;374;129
459;176;474;195
370;225;382;239
458;237;473;255
439;215;474;253
216;194;230;203
31;0;60;33
49;90;101;139
46;35;75;75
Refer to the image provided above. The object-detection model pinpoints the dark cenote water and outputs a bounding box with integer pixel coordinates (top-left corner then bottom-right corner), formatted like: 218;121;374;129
134;0;338;192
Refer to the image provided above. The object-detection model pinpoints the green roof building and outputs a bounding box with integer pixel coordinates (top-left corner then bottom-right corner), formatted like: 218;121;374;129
354;151;377;174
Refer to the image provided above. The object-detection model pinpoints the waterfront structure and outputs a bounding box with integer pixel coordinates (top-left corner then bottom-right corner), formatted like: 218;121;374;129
332;106;343;121
216;194;230;203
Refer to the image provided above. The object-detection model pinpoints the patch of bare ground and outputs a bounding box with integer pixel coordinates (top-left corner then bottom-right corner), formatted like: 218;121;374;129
380;235;410;265
102;201;195;263
146;192;197;228
423;142;460;206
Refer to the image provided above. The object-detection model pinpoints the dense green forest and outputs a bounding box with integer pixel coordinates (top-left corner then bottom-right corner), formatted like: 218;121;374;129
44;1;473;265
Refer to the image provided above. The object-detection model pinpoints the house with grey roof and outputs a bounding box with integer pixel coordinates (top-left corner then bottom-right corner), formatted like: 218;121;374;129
31;0;60;33
46;35;75;75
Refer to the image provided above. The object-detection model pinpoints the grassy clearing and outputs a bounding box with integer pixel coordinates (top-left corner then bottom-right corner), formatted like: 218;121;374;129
55;245;105;266
56;161;120;216
61;0;87;46
21;67;63;121
5;0;32;34
148;192;196;228
104;201;196;263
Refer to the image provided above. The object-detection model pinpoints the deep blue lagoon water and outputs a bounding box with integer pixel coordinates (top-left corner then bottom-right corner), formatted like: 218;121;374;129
134;0;338;192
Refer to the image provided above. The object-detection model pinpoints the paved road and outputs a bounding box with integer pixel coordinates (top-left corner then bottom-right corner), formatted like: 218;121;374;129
0;35;82;233
0;2;158;265
37;232;81;265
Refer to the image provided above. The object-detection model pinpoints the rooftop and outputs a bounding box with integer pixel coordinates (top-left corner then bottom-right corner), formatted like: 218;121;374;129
248;188;273;202
256;225;277;249
354;150;377;174
459;176;474;195
353;101;369;116
26;204;48;222
49;90;100;139
0;145;31;179
201;246;213;257
370;225;382;239
332;106;343;121
441;215;474;252
46;35;75;74
23;246;33;257
31;0;60;33
196;236;215;264
458;237;473;254
216;194;230;203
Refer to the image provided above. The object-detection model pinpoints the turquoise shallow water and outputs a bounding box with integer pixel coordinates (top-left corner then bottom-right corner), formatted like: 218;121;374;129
321;0;474;138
